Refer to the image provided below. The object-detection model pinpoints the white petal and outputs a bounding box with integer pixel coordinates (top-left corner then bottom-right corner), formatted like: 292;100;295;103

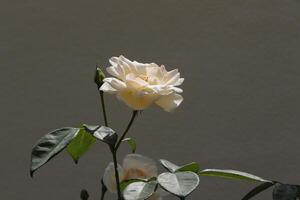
123;154;158;179
106;66;125;80
103;78;127;91
99;82;117;94
103;163;124;193
155;93;183;112
165;72;180;86
174;78;184;86
125;73;148;89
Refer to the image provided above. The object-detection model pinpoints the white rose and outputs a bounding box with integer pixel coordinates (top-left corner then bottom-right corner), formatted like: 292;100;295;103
100;56;184;111
103;154;167;200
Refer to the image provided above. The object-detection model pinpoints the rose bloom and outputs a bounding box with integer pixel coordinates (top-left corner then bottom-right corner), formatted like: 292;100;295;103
100;56;184;111
103;154;166;200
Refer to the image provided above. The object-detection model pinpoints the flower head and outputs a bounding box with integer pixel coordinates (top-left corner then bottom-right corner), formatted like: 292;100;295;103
103;154;166;200
100;56;184;111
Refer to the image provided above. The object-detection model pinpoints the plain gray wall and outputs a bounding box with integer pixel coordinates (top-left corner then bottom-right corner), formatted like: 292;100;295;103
1;0;300;199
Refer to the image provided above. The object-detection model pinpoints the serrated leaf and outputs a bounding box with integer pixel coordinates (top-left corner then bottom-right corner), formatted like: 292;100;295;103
30;127;80;176
176;162;200;173
198;169;271;182
123;181;158;200
67;128;96;164
242;182;275;200
83;125;117;146
157;172;200;198
122;138;137;153
273;184;299;200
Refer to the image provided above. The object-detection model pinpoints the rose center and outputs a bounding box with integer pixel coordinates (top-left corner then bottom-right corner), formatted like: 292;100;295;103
139;75;149;82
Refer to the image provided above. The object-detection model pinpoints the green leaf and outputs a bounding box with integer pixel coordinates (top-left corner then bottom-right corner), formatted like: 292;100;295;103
159;159;180;173
273;184;299;200
80;189;89;200
122;138;137;153
30;127;80;176
198;169;271;182
83;125;118;146
123;181;158;200
67;128;96;164
242;182;275;200
157;171;200;198
159;159;200;173
121;179;144;192
176;162;200;173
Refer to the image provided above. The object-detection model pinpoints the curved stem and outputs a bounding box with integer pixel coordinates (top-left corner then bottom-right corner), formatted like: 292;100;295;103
115;110;138;150
111;148;122;200
99;91;108;126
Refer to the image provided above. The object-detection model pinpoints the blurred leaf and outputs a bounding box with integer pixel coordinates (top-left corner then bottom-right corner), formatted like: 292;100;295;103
121;179;144;192
159;159;200;173
122;138;137;153
123;181;158;200
121;178;157;192
157;171;200;198
273;184;299;200
80;189;89;200
242;182;275;200
67;127;96;164
30;127;80;176
198;169;271;182
176;162;200;173
83;125;118;146
159;159;179;173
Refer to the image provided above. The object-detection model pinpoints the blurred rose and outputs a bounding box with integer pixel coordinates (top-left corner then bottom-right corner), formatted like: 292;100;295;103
100;56;184;111
103;154;166;200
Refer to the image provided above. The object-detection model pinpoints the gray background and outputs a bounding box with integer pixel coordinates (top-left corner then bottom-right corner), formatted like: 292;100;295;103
1;0;300;199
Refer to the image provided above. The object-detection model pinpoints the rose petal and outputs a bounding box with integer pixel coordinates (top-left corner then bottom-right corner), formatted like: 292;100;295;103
103;78;127;91
123;154;158;179
103;162;124;193
155;93;183;112
100;82;117;94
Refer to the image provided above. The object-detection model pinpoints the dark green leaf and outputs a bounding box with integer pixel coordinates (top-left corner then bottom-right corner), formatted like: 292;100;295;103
122;138;137;153
176;162;200;173
242;182;275;200
80;189;89;200
273;184;299;200
83;125;118;146
30;127;80;176
198;169;271;182
67;128;96;164
157;172;200;198
123;181;158;200
159;159;179;173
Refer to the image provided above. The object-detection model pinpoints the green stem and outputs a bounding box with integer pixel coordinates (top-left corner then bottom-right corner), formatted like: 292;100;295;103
99;91;108;126
115;110;138;150
111;148;122;200
179;197;185;200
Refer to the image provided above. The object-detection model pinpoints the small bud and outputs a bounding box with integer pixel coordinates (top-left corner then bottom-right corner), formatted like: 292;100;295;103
94;66;105;89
